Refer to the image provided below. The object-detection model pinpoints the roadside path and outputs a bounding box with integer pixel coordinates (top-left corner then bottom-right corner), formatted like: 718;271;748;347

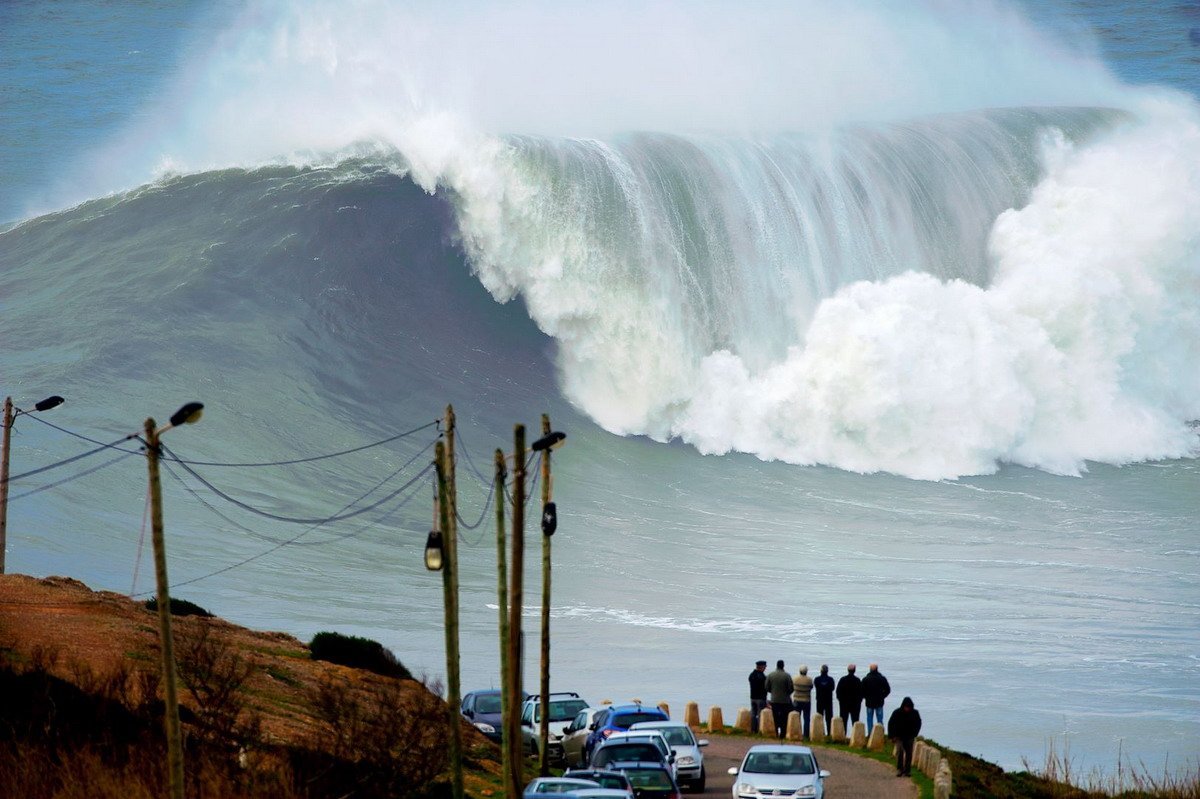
697;734;917;799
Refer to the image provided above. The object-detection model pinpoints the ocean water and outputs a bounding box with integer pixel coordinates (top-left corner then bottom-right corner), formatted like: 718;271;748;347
1;0;1198;773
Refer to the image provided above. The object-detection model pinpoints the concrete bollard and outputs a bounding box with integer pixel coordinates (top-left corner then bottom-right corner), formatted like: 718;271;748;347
935;760;953;799
849;721;867;748
810;713;827;742
830;716;846;743
708;706;724;732
734;708;752;733
912;741;926;773
684;701;700;728
658;702;670;718
758;708;774;737
785;711;803;741
867;724;886;751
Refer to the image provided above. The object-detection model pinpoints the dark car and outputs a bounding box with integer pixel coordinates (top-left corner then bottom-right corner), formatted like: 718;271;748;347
562;768;634;794
462;689;507;743
583;704;670;763
607;761;681;799
590;734;674;773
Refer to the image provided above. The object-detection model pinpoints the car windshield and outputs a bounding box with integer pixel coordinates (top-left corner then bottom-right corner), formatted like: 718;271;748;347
534;699;588;722
744;752;816;775
648;727;694;746
625;769;673;788
476;695;502;714
568;774;630;789
613;712;665;728
533;781;596;794
594;744;662;765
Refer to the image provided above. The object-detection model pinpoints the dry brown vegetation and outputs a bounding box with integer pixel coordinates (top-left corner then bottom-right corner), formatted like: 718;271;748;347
0;574;503;798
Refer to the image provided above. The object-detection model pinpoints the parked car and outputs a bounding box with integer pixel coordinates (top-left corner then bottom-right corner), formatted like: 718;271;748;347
523;776;601;798
563;768;635;796
630;720;709;792
562;707;605;767
583;703;670;763
610;761;682;799
590;732;674;774
727;744;830;799
461;689;507;743
521;692;591;763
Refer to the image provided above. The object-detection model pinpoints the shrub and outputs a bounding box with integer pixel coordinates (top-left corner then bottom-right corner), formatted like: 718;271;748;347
143;597;213;618
308;632;412;680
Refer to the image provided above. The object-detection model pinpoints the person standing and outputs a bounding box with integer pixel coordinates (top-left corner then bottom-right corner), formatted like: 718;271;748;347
765;660;794;738
861;663;892;736
836;663;862;729
792;664;813;740
748;660;768;734
887;696;922;776
814;664;835;732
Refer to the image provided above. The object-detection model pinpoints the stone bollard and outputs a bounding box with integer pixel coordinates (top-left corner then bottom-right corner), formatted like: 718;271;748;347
867;724;886;751
684;701;700;728
708;706;724;732
830;716;846;743
935;760;953;799
849;721;867;748
758;708;774;737
734;708;752;733
912;740;925;773
658;702;670;718
785;711;803;741
810;714;827;742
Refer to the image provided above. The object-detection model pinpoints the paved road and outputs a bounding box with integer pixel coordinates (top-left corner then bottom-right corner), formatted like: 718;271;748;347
694;735;917;799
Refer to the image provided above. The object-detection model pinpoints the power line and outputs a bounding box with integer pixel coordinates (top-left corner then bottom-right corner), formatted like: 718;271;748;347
24;414;142;454
8;450;138;501
453;426;497;487
158;437;438;525
3;433;141;484
161;420;440;467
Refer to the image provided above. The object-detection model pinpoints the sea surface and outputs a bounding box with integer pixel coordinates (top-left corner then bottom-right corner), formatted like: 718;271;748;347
1;0;1198;774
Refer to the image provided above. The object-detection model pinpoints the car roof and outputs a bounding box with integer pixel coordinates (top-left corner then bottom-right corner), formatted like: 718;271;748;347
528;777;602;787
605;703;660;713
744;744;816;755
564;769;629;779
628;720;688;728
603;731;667;744
466;689;503;697
602;759;670;770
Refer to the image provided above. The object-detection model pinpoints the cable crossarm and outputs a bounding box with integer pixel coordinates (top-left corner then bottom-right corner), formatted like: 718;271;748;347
3;433;141;484
9;450;138;501
160;420;439;467
159;437;438;525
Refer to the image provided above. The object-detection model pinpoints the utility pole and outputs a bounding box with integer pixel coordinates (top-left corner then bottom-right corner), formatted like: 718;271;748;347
537;413;553;775
494;448;513;798
434;434;463;799
145;417;186;799
507;424;526;799
0;398;13;575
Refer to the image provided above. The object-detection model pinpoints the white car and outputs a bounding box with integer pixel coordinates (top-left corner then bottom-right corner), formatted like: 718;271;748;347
523;776;600;797
562;707;605;767
629;720;709;792
727;744;830;799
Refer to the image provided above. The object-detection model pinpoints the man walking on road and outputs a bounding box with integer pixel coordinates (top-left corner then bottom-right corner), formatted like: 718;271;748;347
861;662;891;736
836;663;862;729
814;664;835;733
766;659;794;738
748;660;768;734
888;696;922;776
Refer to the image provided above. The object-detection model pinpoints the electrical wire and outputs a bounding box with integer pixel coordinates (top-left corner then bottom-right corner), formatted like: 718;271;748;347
2;433;141;484
158;437;437;524
130;484;151;596
453;427;496;487
24;414;142;454
7;450;137;501
161;420;439;467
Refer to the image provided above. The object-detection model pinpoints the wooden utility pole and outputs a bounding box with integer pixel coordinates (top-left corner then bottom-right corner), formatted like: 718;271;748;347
435;434;463;799
145;418;185;799
537;413;553;775
507;424;526;799
494;448;513;797
0;397;13;575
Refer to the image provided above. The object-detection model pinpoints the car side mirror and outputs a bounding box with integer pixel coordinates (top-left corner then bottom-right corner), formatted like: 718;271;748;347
727;767;738;776
697;739;709;747
522;718;532;727
588;722;599;731
668;752;675;762
562;725;573;735
464;709;473;718
819;769;831;779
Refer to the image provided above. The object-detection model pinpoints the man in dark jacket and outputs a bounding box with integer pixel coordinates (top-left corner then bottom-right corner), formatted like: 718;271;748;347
836;663;862;730
748;660;767;733
813;665;835;733
765;660;794;738
860;662;892;736
887;696;922;776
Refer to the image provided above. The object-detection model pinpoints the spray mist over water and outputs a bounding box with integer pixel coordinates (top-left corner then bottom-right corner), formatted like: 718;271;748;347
84;0;1200;478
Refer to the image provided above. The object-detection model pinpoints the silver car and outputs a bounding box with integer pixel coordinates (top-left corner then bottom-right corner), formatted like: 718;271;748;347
561;707;604;767
727;744;830;799
629;720;709;792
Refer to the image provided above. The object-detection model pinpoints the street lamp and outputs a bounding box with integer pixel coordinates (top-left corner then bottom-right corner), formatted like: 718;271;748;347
0;394;66;574
144;401;203;799
424;530;444;571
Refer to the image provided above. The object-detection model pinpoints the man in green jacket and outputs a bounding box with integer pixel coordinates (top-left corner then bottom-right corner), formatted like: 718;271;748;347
765;660;794;738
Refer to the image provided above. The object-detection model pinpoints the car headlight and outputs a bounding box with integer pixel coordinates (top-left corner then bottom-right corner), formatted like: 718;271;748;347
473;722;496;734
676;755;695;766
796;785;817;797
735;783;758;796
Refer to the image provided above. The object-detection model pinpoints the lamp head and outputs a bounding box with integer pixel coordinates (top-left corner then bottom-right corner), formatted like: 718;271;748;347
33;395;65;412
169;402;204;427
424;530;444;571
530;431;566;452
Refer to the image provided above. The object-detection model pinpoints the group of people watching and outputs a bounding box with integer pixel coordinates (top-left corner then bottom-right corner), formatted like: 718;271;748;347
748;659;923;777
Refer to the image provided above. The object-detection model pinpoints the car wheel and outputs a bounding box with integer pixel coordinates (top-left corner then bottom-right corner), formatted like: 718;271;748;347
692;767;705;793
